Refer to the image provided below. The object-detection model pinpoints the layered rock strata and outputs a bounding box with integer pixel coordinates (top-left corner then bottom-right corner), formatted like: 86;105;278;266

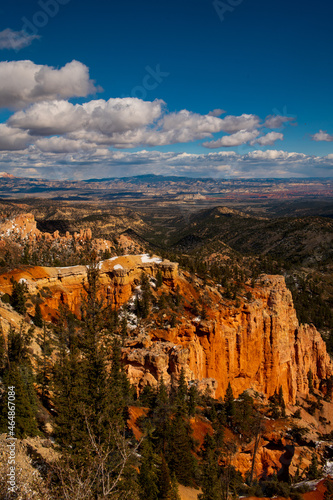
0;256;331;403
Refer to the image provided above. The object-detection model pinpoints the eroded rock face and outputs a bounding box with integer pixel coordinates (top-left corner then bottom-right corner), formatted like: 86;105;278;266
0;212;110;253
169;275;332;402
121;274;332;403
0;256;331;403
0;254;178;320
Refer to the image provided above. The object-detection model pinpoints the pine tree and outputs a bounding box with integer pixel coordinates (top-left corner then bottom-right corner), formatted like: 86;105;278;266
33;302;43;328
156;270;163;288
199;434;222;500
139;439;160;500
224;382;235;421
36;322;53;407
152;376;171;454
10;277;28;315
167;412;198;487
188;384;199;417
306;453;320;480
159;455;181;500
174;367;188;416
0;323;38;438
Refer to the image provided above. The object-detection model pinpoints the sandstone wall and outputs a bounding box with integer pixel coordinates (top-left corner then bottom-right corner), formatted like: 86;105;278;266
0;257;331;403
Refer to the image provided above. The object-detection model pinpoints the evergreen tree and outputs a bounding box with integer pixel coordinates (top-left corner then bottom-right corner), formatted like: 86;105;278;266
156;270;163;288
52;306;86;454
159;455;181;500
0;323;38;438
199;434;222;500
224;382;235;422
10;277;28;315
139;439;160;500
306;453;320;480
188;384;199;417
167;412;198;487
174;367;188;416
36;322;53;407
152;377;171;454
33;302;43;328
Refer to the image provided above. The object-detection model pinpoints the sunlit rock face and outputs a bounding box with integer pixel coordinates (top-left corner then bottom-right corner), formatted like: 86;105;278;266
0;256;331;403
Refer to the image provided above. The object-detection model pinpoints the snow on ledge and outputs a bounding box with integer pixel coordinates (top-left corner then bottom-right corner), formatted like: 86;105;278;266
141;253;162;264
113;264;123;270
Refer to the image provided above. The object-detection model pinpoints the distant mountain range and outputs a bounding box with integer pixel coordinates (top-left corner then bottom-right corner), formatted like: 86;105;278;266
0;173;332;204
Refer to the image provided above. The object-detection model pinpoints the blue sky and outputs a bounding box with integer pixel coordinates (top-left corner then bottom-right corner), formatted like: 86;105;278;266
0;0;332;179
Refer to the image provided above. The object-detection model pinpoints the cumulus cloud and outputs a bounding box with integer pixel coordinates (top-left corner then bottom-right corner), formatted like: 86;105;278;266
10;98;164;142
0;60;99;109
312;130;333;142
218;114;261;133
0;29;40;50
246;150;308;161
35;137;96;153
0;124;30;151
252;132;283;146
264;114;295;128
9;100;87;135
203;129;260;148
1;148;332;180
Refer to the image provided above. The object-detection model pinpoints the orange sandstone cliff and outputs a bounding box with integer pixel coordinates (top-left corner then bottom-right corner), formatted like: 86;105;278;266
0;256;331;404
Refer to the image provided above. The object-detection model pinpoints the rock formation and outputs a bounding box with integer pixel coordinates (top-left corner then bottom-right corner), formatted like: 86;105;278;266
0;255;331;404
0;212;111;252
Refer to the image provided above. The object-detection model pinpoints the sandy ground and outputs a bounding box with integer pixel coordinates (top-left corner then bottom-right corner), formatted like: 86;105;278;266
178;484;202;500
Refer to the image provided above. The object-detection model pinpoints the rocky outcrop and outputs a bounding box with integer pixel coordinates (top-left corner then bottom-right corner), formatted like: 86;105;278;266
0;254;178;319
0;256;331;404
0;212;111;252
122;274;332;403
169;275;332;403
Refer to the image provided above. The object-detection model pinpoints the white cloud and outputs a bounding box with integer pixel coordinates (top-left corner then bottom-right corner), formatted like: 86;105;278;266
252;132;283;146
0;124;30;151
208;109;225;117
35;137;96;153
312;130;333;142
0;148;332;179
203;129;260;148
264;114;295;128
0;60;98;109
9;100;87;135
0;29;39;50
9;98;164;144
218;114;261;133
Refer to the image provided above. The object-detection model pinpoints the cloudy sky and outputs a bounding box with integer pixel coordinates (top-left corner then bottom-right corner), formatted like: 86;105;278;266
0;0;332;179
